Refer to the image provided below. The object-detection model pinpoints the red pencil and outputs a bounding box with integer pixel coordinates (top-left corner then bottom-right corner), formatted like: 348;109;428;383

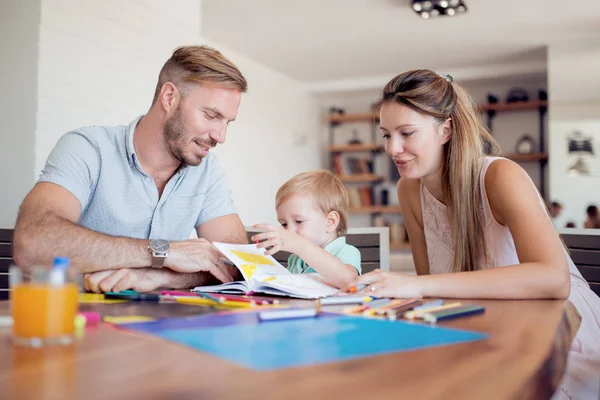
161;290;197;297
216;293;275;305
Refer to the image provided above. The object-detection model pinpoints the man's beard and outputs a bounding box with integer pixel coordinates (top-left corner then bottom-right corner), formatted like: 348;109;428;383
164;106;216;167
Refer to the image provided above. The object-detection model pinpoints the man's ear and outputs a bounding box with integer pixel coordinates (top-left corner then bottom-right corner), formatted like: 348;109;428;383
159;82;181;116
325;211;340;233
440;117;452;144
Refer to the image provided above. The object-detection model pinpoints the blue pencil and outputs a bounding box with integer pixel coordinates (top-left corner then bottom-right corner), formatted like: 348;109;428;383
422;304;485;324
195;291;221;303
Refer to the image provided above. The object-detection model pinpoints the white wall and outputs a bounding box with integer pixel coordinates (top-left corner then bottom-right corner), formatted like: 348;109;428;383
548;35;600;228
33;0;320;228
209;45;320;225
0;0;41;228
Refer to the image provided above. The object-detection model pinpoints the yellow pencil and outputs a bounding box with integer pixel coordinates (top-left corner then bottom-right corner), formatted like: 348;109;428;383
174;297;255;309
404;302;463;320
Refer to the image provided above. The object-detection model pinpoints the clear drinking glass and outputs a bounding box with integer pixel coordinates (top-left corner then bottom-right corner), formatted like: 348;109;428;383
10;261;79;347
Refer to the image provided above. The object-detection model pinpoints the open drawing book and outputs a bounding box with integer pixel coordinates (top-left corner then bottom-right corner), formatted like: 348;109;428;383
192;242;339;299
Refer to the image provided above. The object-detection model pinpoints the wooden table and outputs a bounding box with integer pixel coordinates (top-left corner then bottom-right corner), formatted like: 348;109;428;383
0;299;581;400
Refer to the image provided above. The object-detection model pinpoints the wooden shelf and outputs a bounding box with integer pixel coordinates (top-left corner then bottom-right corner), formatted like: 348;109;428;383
328;143;384;153
502;153;548;162
325;101;548;124
479;100;548;112
349;206;402;214
326;112;378;123
338;174;383;183
390;241;411;250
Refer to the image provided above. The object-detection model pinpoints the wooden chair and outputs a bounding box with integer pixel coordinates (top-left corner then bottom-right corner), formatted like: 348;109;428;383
245;226;390;274
0;229;13;300
562;233;600;296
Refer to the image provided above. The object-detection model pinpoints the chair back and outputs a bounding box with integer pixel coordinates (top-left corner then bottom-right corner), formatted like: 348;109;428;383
0;229;13;300
562;233;600;296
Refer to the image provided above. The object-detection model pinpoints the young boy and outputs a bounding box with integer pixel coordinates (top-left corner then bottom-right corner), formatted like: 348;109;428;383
252;170;361;289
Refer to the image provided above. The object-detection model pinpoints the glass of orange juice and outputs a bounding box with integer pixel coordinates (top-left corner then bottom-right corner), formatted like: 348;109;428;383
10;258;80;347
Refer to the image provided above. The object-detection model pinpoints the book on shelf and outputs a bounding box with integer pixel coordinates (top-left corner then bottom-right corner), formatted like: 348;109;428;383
358;186;373;206
348;187;362;208
333;154;344;175
346;157;362;174
358;158;373;174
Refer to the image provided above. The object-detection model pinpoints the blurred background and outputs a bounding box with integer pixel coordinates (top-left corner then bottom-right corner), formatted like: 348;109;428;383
1;0;599;272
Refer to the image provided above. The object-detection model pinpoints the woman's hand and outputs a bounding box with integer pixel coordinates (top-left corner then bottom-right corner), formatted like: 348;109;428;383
348;269;424;299
251;223;303;255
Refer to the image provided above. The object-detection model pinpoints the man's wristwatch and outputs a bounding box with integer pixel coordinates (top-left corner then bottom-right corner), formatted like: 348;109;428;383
148;239;170;269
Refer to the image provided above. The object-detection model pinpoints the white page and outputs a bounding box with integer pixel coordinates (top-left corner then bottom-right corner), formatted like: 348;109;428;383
212;243;338;299
254;273;339;299
192;281;250;294
213;242;291;281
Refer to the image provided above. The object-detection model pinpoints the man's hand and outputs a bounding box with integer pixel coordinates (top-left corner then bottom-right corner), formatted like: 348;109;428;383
165;239;234;283
83;268;166;293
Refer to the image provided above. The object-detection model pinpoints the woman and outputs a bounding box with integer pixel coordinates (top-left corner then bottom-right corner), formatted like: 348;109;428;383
349;70;600;397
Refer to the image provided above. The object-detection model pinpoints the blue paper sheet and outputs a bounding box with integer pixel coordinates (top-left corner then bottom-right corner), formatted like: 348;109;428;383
122;313;487;370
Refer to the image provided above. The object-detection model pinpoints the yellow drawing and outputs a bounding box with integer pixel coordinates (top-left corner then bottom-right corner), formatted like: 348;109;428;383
240;263;258;279
263;277;276;282
231;250;273;265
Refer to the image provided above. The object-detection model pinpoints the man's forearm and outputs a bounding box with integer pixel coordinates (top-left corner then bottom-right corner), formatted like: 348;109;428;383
157;269;213;290
14;215;151;273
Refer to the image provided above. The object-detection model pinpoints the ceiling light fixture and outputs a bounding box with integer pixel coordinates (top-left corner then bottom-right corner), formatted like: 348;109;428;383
412;0;468;18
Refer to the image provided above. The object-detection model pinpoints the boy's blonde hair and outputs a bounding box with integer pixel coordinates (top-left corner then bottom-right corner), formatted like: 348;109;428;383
276;170;349;237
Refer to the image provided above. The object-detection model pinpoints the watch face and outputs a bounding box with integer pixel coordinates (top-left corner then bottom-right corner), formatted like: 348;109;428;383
151;239;169;253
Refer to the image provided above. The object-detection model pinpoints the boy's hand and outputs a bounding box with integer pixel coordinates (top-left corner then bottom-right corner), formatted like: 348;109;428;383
251;223;302;255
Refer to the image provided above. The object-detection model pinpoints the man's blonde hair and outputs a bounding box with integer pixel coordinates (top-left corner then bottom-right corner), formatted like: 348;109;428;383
276;170;349;236
152;45;247;104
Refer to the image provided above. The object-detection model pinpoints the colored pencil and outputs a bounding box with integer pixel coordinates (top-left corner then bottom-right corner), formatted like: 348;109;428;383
318;296;372;306
345;304;370;314
215;293;276;305
258;307;318;321
386;300;423;321
171;296;255;309
161;290;197;297
404;302;463;320
422;304;485;324
412;299;444;312
348;284;366;293
373;299;420;314
195;291;221;303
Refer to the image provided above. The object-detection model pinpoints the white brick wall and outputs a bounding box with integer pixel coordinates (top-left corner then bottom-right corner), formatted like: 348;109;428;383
35;0;202;174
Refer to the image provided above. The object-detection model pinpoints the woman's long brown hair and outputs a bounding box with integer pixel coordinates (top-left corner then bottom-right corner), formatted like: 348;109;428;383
379;70;500;272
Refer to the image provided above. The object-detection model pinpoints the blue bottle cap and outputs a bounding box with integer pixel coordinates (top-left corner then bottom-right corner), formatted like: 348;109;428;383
52;257;70;269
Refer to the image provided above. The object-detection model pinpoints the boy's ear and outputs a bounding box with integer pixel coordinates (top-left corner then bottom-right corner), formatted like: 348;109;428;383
325;211;340;233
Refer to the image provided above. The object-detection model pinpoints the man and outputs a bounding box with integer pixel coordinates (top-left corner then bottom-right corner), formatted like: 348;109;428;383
13;45;249;293
584;205;600;229
550;201;563;219
550;201;563;229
